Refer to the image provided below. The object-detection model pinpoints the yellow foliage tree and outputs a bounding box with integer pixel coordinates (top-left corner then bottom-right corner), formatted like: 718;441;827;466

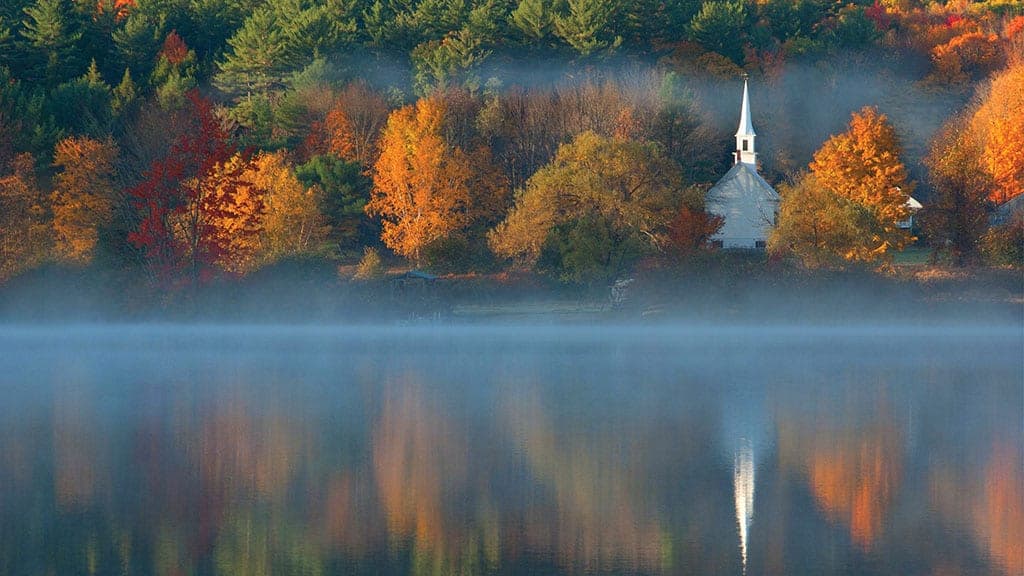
367;97;473;262
51;137;118;265
970;62;1024;204
770;173;893;268
489;131;684;267
808;106;913;258
248;151;329;262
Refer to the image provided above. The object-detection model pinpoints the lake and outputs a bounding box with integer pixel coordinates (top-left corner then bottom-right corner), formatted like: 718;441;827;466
0;324;1021;575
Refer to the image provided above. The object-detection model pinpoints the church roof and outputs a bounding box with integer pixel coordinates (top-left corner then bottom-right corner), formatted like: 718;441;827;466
707;162;779;204
991;194;1024;226
735;78;755;138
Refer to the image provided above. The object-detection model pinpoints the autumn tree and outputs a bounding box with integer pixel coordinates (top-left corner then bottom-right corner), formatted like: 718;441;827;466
490;131;686;282
808;106;913;260
969;62;1024;204
128;91;263;288
308;83;391;167
367;97;474;263
667;202;724;257
199;153;266;275
769;173;891;269
0;154;51;282
247;151;330;264
50;137;118;264
919;116;991;267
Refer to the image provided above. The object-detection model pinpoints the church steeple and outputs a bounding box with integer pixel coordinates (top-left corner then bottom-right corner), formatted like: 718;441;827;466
734;75;757;167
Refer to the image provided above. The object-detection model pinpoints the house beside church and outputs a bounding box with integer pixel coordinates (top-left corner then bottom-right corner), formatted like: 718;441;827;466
705;78;780;249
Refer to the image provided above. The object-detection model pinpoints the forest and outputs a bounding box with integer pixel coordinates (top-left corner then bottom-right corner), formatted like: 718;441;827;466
0;0;1022;312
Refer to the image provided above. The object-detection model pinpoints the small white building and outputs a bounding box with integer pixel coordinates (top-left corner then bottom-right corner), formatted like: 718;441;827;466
705;78;780;249
897;195;923;229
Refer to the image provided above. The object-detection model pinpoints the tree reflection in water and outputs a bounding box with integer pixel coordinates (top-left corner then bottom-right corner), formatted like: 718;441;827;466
0;326;1018;575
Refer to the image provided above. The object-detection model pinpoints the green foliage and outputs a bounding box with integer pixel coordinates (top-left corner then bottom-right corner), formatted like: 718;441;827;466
689;0;747;64
216;7;293;95
412;29;492;95
769;173;890;269
20;0;83;85
422;234;497;273
510;0;554;43
758;0;825;42
537;212;642;285
827;6;878;49
554;0;622;57
112;12;165;84
296;155;376;252
0;66;61;158
49;60;113;137
981;221;1024;267
112;68;139;116
490;131;682;265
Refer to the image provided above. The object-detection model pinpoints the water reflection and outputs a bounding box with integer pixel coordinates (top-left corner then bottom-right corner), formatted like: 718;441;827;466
734;441;754;573
0;325;1020;575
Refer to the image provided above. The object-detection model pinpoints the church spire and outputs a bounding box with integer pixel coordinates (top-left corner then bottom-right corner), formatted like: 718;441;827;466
734;75;757;167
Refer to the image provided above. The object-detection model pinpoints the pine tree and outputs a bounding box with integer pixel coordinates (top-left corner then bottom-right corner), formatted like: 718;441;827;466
689;0;747;64
510;0;553;43
112;68;138;115
216;7;293;96
20;0;83;85
112;12;164;83
554;0;622;57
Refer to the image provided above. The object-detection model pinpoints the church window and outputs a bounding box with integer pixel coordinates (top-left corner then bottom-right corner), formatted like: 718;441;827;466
742;140;748;151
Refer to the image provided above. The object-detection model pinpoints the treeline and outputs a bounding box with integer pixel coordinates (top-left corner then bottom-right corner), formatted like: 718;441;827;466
0;0;1022;298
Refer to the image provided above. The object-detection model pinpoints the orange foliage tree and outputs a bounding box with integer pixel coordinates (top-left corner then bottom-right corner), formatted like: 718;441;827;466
51;137;118;264
0;154;51;282
307;83;391;167
367;97;473;262
808;106;913;258
929;31;1004;85
969;62;1024;204
198;154;266;275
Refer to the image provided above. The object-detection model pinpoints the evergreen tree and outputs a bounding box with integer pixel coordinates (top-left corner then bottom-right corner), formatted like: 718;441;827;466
510;0;554;43
113;11;164;84
20;0;83;85
689;0;747;64
112;68;139;116
49;59;113;137
554;0;621;57
0;17;15;71
216;8;291;96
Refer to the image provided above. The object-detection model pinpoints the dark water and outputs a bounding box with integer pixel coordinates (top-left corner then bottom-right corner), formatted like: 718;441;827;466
0;324;1021;576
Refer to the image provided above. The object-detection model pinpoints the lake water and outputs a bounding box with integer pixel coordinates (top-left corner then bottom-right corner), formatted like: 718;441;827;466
0;324;1021;575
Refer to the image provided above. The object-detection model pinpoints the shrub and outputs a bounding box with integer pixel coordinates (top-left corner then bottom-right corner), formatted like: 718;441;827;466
354;247;385;279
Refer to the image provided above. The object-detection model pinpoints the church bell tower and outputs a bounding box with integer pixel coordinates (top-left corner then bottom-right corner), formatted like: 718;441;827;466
734;76;757;167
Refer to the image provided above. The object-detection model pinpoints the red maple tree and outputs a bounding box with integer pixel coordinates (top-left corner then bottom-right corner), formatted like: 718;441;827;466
128;91;261;289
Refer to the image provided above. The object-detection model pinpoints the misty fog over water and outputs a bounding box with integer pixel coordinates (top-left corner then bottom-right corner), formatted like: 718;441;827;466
0;322;1021;575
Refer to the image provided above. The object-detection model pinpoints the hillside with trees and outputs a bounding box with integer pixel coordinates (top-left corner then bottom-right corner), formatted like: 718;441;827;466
0;0;1021;314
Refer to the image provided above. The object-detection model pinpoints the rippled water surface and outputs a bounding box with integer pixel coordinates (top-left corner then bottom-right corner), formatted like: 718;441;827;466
1;324;1021;575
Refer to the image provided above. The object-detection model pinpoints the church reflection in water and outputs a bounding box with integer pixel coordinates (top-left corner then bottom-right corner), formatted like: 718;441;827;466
0;329;1020;575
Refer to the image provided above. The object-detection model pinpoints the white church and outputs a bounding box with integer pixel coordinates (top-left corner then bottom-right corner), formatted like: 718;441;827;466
705;78;780;250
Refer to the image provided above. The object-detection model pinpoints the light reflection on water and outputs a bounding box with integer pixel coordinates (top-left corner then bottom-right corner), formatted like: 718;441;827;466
0;324;1021;575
